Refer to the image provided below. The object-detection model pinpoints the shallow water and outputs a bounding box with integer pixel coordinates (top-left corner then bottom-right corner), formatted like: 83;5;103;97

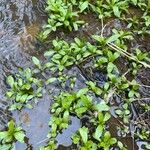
0;0;44;125
0;0;150;150
0;0;51;149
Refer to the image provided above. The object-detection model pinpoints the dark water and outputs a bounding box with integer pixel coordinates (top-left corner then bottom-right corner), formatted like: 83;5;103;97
0;0;150;150
0;0;45;127
0;0;53;149
0;1;82;146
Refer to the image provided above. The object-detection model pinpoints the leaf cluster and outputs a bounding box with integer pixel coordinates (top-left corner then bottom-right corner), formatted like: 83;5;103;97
0;120;25;150
6;68;43;110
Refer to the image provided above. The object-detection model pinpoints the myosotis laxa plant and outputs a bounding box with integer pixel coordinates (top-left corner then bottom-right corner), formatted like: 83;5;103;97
39;0;85;40
2;0;150;149
40;32;149;149
0;120;26;150
5;31;150;149
38;0;150;148
6;68;43;110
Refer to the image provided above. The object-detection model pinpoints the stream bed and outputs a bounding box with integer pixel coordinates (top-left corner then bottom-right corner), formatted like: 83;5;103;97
0;0;150;150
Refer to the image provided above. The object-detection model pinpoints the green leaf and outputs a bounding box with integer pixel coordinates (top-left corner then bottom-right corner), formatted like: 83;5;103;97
8;120;15;132
107;62;115;73
9;104;18;111
104;113;111;122
114;52;120;60
72;134;80;144
79;1;89;12
110;138;117;145
61;55;69;64
107;34;120;43
53;54;62;59
26;104;33;109
44;51;55;57
131;0;137;5
75;107;87;116
14;131;25;143
44;62;54;68
0;131;8;139
6;91;13;98
79;127;88;144
32;57;40;66
121;83;129;89
20;94;28;102
73;23;78;31
46;78;57;85
94;125;103;141
99;57;108;64
63;110;69;122
104;131;111;141
104;82;110;91
23;84;31;90
24;68;32;79
0;144;12;150
77;88;88;97
74;38;81;45
113;6;120;17
94;101;109;112
115;109;122;115
94;87;102;95
146;144;150;150
117;141;124;149
128;90;135;98
16;93;22;102
26;95;34;101
7;76;14;88
18;79;23;87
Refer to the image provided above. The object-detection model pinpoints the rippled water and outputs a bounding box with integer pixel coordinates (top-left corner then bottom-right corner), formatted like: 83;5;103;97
0;0;47;143
0;1;82;149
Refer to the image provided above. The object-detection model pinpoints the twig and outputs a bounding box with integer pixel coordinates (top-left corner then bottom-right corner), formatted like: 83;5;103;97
107;43;150;69
36;137;49;145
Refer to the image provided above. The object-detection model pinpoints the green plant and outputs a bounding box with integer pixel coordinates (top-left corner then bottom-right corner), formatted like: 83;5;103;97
92;112;111;140
44;38;101;72
72;127;97;150
40;140;56;150
6;68;43;110
79;1;89;12
117;125;129;137
94;50;120;70
115;103;131;123
44;39;75;72
72;127;118;150
43;88;110;148
98;131;117;150
126;16;139;29
0;120;25;150
134;49;149;61
131;62;142;75
48;115;69;138
51;90;94;118
107;29;133;44
41;0;84;39
86;81;102;95
91;0;128;19
4;0;150;149
136;129;150;141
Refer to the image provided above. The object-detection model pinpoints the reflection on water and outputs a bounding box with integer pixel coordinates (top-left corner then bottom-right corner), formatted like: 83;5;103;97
13;93;51;149
0;0;46;132
0;0;46;55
